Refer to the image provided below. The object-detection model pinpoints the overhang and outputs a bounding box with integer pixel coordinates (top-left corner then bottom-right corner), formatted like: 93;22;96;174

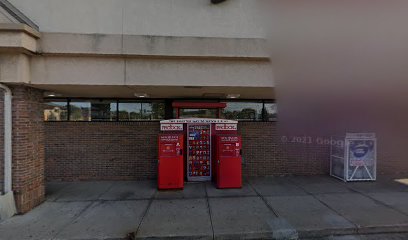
172;102;227;109
0;0;40;54
0;23;40;53
36;85;275;100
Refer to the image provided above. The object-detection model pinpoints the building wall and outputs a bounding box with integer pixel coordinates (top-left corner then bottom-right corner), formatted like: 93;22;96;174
9;0;264;38
0;90;4;194
44;121;332;182
238;122;330;177
45;122;161;181
11;86;45;213
0;85;45;213
41;119;408;183
30;56;273;88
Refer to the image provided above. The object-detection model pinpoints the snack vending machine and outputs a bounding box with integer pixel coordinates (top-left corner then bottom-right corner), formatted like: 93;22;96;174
158;134;184;189
215;135;242;188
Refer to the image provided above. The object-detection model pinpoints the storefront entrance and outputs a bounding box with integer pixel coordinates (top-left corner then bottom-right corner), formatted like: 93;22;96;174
179;109;218;119
172;102;226;119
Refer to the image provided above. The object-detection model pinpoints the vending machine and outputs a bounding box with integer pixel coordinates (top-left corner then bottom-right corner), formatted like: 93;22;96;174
158;134;184;189
330;133;376;182
215;135;242;188
158;118;242;188
187;124;212;181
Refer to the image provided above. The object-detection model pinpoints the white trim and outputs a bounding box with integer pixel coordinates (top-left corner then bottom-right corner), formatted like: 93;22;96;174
0;83;16;221
0;83;12;193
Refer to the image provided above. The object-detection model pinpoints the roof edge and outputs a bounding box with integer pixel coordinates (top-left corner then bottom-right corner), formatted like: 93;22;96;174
0;23;40;38
0;0;38;31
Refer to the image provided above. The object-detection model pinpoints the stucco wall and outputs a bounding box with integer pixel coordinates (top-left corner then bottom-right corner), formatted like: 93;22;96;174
0;54;31;84
9;0;265;38
30;56;273;87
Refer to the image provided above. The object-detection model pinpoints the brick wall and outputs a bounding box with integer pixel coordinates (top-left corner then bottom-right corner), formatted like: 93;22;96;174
0;85;45;213
43;120;408;182
11;86;45;213
45;122;160;181
239;122;330;177
375;138;408;176
44;121;331;182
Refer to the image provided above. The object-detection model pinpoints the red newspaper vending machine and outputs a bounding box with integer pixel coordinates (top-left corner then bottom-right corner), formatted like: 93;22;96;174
158;134;184;190
215;135;242;188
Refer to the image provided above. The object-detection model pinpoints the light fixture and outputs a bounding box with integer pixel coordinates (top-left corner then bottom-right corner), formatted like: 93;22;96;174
44;91;62;97
211;0;227;4
226;94;240;99
134;93;149;98
183;86;203;89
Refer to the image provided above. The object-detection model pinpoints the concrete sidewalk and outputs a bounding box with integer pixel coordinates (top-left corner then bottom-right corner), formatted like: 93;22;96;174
1;176;408;239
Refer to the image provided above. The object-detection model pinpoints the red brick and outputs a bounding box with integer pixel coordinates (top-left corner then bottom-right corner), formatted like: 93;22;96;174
0;85;45;213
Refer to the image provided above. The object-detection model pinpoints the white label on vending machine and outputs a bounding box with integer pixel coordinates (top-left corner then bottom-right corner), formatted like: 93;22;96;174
161;124;184;131
215;124;237;131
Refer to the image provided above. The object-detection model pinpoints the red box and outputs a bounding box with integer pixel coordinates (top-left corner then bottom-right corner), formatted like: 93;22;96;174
215;135;242;188
158;134;184;190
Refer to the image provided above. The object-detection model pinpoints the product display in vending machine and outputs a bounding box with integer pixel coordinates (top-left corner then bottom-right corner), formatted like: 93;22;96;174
187;124;212;181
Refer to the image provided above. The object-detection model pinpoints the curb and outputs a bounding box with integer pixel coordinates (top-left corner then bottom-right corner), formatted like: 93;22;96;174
131;224;408;240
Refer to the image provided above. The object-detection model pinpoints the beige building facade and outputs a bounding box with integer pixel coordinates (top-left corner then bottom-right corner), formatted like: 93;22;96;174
2;0;407;218
1;0;273;99
0;0;282;217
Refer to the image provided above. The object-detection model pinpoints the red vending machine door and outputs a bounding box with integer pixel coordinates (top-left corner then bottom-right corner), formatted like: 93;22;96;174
158;134;184;190
215;135;242;189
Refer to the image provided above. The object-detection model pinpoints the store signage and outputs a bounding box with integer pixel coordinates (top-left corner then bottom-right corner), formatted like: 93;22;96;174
160;124;183;131
348;140;375;167
161;118;238;124
215;124;237;131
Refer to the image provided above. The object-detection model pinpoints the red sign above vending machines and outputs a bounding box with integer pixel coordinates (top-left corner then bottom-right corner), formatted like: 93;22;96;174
161;118;238;124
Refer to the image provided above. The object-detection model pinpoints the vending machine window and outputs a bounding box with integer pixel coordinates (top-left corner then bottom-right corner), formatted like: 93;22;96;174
187;124;212;181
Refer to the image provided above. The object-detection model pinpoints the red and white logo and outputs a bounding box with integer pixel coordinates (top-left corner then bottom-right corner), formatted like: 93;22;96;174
161;124;183;131
215;124;237;131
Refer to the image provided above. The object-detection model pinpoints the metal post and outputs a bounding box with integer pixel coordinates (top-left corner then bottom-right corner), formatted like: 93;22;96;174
0;83;12;193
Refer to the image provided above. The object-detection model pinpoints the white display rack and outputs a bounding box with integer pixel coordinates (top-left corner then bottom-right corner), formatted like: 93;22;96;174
330;133;376;182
